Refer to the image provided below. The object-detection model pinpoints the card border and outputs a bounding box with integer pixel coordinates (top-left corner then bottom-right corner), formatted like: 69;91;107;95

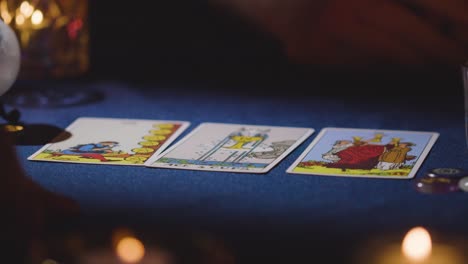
27;117;191;166
145;122;315;173
286;127;439;179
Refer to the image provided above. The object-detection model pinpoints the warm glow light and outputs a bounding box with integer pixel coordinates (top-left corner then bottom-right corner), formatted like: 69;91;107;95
31;9;43;25
15;14;25;25
4;125;24;132
41;259;58;264
19;1;34;17
116;237;145;263
49;1;62;18
0;1;11;24
402;227;432;262
1;11;12;24
0;1;7;13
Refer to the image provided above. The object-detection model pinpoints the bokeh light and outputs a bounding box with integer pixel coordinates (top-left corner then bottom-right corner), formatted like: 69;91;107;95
31;10;43;25
41;259;58;264
4;124;24;132
402;226;432;261
116;236;145;263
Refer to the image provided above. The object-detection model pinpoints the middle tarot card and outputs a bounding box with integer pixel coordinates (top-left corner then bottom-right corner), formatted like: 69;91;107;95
145;122;314;173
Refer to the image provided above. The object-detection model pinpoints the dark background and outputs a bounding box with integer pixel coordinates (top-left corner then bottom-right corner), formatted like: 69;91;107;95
85;0;465;99
87;1;287;83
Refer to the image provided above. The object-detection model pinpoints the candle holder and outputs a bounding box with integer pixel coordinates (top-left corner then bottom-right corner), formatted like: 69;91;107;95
0;100;72;145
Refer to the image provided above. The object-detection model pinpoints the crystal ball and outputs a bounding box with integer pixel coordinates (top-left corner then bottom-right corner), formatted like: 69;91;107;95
0;20;20;97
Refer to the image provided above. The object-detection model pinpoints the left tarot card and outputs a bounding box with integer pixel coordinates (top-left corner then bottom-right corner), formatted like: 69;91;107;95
28;117;190;166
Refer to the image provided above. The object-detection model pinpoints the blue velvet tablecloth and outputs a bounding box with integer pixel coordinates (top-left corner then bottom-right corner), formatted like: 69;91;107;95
9;80;468;262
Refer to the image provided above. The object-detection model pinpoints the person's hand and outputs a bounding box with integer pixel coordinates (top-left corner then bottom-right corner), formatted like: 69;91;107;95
213;0;468;67
0;128;79;261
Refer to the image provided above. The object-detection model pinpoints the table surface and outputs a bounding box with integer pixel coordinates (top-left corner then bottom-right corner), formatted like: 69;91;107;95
8;79;468;263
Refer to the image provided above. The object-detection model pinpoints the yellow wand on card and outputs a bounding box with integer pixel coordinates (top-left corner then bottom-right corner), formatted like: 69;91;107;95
369;133;383;143
391;137;401;146
352;136;363;145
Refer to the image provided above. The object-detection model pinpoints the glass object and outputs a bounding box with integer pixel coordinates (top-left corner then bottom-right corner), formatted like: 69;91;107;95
0;19;20;127
463;61;468;148
0;18;19;96
0;0;88;79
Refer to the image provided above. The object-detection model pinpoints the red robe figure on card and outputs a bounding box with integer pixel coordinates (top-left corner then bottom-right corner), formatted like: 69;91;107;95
325;137;393;170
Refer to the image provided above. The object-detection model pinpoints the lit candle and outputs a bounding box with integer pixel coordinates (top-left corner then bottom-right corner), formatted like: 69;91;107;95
69;228;176;264
2;1;51;47
19;1;34;18
1;1;13;24
354;227;466;264
31;10;43;26
401;227;432;262
115;236;145;263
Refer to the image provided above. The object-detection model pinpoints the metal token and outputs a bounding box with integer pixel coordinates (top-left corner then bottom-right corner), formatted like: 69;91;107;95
429;168;467;177
414;176;460;194
458;177;468;192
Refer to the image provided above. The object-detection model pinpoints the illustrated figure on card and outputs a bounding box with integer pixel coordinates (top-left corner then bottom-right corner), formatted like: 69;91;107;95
197;127;269;163
58;141;121;162
323;134;390;171
146;123;314;173
376;142;416;170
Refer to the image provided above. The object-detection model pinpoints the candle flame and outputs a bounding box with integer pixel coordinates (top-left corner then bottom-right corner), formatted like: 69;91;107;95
4;125;24;132
0;1;11;24
31;9;43;25
15;14;25;25
1;11;12;24
402;227;432;262
116;236;145;263
19;1;33;18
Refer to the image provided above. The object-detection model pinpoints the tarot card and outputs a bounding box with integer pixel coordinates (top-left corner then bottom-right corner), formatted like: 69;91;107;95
286;127;439;179
145;122;314;173
28;117;190;166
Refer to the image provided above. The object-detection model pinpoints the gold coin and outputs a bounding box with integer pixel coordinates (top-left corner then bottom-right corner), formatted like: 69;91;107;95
139;141;160;147
143;135;167;141
125;156;147;163
150;129;173;135
132;148;155;154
